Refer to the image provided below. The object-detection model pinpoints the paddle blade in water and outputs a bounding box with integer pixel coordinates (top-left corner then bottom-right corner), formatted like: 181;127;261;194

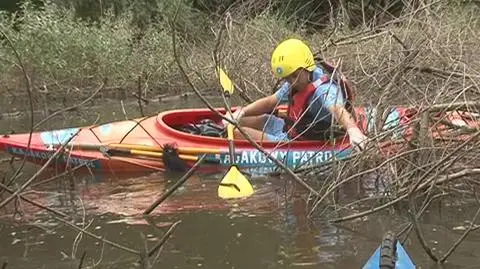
218;166;254;199
217;67;234;95
163;143;188;173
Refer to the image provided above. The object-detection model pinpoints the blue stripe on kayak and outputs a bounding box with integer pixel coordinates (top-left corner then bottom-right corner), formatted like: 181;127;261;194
6;146;101;170
362;241;415;269
215;148;353;168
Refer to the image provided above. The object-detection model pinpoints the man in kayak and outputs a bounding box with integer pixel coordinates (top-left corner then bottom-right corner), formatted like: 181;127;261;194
223;38;368;151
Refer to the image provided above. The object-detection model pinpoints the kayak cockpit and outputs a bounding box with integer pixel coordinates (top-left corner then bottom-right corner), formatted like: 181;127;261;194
155;107;351;150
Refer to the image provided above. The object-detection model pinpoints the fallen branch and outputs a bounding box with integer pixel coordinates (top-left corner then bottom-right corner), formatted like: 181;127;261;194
398;193;448;243
332;30;390;47
402;168;480;194
426;101;480;112
318;0;441;52
1;181;142;257
409;197;439;262
440;207;480;263
77;251;87;269
308;147;429;216
329;191;409;223
408;131;480;197
405;65;480;80
330;133;480;223
147;220;181;258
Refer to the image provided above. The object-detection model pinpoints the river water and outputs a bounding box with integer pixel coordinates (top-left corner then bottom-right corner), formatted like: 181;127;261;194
0;95;479;268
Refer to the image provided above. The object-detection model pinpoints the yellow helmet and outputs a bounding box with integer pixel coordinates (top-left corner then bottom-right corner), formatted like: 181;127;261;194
271;38;315;79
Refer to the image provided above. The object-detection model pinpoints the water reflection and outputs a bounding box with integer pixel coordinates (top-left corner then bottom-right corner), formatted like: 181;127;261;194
2;155;480;268
1;98;480;269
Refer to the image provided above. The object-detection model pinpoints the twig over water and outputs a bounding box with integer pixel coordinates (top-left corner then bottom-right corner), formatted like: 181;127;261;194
54;215;140;255
440;207;480;263
143;154;207;215
33;81;105;130
0;181;141;257
0;182;68;217
0;129;81;210
77;251;87;269
147;220;181;258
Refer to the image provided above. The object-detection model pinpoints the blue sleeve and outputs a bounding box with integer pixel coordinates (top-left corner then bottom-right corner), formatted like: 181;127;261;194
313;82;345;108
274;82;290;104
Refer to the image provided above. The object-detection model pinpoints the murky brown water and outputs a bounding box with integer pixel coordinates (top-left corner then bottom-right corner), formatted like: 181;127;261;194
1;96;480;268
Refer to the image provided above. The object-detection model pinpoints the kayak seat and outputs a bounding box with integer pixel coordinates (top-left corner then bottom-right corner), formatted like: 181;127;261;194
173;119;226;138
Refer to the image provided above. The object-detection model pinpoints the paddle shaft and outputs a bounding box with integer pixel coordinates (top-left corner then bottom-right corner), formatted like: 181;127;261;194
108;143;222;155
228;131;235;164
50;143;219;163
104;147;219;164
224;91;237;163
56;143;222;155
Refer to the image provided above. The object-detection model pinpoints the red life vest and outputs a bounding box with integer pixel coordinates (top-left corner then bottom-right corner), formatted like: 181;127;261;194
288;76;329;123
282;69;355;140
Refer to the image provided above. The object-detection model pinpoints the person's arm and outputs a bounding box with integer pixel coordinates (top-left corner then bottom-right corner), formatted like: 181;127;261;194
229;83;289;120
328;105;358;130
240;94;279;117
319;83;368;150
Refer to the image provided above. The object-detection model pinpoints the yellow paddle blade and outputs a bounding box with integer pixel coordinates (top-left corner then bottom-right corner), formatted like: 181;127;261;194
218;166;254;199
217;67;234;95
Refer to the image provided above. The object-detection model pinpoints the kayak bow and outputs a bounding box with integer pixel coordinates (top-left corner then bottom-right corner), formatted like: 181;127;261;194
363;231;415;269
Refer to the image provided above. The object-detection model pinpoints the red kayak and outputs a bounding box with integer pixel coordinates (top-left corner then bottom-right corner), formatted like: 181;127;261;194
0;106;478;175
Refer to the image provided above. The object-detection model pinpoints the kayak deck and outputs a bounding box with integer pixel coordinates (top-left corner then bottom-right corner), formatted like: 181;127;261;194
0;106;478;176
363;231;416;269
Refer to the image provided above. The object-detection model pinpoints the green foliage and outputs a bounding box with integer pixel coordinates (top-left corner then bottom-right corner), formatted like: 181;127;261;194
0;1;173;88
45;0;212;41
0;0;43;13
0;0;478;98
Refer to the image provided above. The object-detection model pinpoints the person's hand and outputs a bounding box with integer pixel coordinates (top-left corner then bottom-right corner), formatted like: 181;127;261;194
222;107;245;127
346;126;368;152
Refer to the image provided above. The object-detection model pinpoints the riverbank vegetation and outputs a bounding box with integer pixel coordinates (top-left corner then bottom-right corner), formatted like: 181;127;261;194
1;1;480;268
0;1;478;104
